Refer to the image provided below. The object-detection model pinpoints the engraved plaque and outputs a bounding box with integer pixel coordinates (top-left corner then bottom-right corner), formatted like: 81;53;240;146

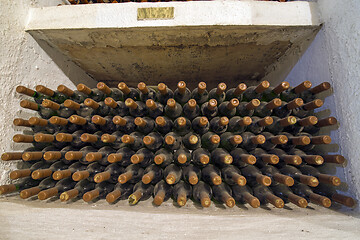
137;7;174;20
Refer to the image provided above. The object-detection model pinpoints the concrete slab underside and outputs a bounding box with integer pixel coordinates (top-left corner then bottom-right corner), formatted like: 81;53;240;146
0;196;358;239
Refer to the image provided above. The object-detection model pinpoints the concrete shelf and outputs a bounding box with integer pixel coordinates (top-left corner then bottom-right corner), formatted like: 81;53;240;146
26;1;321;89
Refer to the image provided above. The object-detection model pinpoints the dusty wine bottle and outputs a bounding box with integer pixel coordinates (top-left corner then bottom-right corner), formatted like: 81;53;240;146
71;162;105;182
83;181;115;202
16;85;48;104
42;99;74;118
219;132;242;151
239;132;265;152
250;148;279;166
31;160;69;180
192;181;212;208
107;147;134;166
192;148;211;167
280;81;312;102
49;116;79;133
128;182;154;205
143;132;163;151
288;149;324;165
164;98;182;119
225;83;247;101
300;82;331;103
55;130;86;149
261;81;290;101
104;97;129;116
208;83;227;104
53;162;86;180
182;99;200;120
247;116;273;134
125;98;148;117
272;98;304;118
19;177;57;199
173;181;192;207
153;180;173;206
292;99;323;118
201;99;218;120
252;184;284;208
134;117;155;134
278;165;319;187
265;116;297;134
105;182;134;204
298;164;340;186
260;132;288;151
260;165;294;186
231;185;260;208
201;164;222;186
38;177;76;200
163;132;182;151
270;183;308;208
173;81;191;105
182;132;201;150
303;116;337;135
20;100;57;119
145;99;164;119
118;164;144;184
0;177;40;195
154;148;173;167
241;165;272;187
227;116;252;133
182;164;201;185
60;179;96;202
230;148;257;168
236;99;261;117
112;116;136;134
173;117;191;136
36;85;67;104
137;82;157;102
121;132;144;150
77;83;105;102
130;148;154;168
191;82;208;105
118;82;140;101
314;183;356;208
164;163;182;185
96;82;123;101
210;116;229;134
221;165;246;186
157;83;174;105
155;116;173;135
297;133;332;152
57;84;86;104
142;164;163;185
191;116;209;135
201;132;220;151
253;98;282;118
218;98;240;118
242;81;270;101
291;183;331;208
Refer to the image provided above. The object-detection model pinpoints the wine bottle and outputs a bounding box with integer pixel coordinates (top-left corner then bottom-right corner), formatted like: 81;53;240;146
303;116;337;135
272;98;304;118
183;99;200;120
236;99;260;117
230;148;257;168
192;148;210;167
201;99;218;120
277;132;311;152
163;132;181;151
253;98;282;117
260;132;288;151
225;83;247;101
16;85;48;104
13;117;52;134
252;184;284;208
143;132;163;151
265;116;297;134
97;82;123;101
210;116;229;134
291;183;331;208
250;148;279;165
69;115;98;133
191;82;208;105
64;146;98;165
55;130;86;148
105;183;134;204
38;177;76;200
270;183;308;208
53;162;87;180
260;165;294;186
1;147;39;162
173;148;191;166
218;98;239;118
239;132;265;152
77;83;105;102
173;117;191;136
292;99;323;118
36;85;67;104
43;146;78;165
280;81;312;102
101;131;124;150
125;98;148;117
219;132;242;151
42;99;74;118
314;183;356;208
173;181;192;207
164;98;182;119
173;81;191;105
153;180;173;206
112;116;136;134
227;116;252;133
155;116;173;135
60;179;96;202
191;116;209;135
182;164;201;185
201;132;220;151
93;115;119;133
231;185;260;208
93;163;123;183
19;177;57;199
201;164;222;186
208;83;227;104
145;99;163;119
137;82;157;102
268;148;301;166
300;82;331;103
49;116;79;133
154;148;173;167
261;81;290;101
20;145;57;163
298;164;340;186
63;99;94;118
242;81;270;101
278;165;319;187
83;181;115;202
130;148;154;168
84;98;111;117
12;134;47;150
296;133;332;152
117;163;144;184
212;183;236;208
241;165;272;187
104;97;129;117
57;84;86;104
182;132;201;150
134;117;155;135
142;164;162;185
283;116;318;135
0;177;40;195
221;165;246;186
71;162;105;182
288;149;324;165
107;147;134;166
247;116;273;134
31;161;69;180
321;154;345;164
20;100;57;119
211;148;233;167
164;164;182;185
120;132;144;150
80;131;107;148
192;181;212;207
34;132;69;149
156;83;174;105
128;182;154;205
118;82;140;101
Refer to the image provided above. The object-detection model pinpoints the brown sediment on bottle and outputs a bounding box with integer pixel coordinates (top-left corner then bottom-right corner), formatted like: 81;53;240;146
279;116;297;127
177;81;187;94
251;135;266;145
177;117;187;127
227;98;239;110
310;82;331;94
63;99;81;110
266;194;284;208
92;115;106;125
322;154;345;164
86;152;102;162
43;151;62;161
154;154;165;165
230;135;242;145
242;154;257;165
317;174;341;186
20;100;39;111
291;136;311;145
300;175;319;187
83;189;100;202
177;154;188;164
207;99;217;110
261;154;279;164
60;189;79;202
81;133;98;143
72;170;89;181
104;97;118;108
255;81;270;93
16;85;35;96
298;116;318;126
108;153;123;163
106;189;122;203
273;173;294;186
13;134;34;143
167;98;176;109
166;173;177;185
146;99;157;110
153;190;166;206
50;116;68;125
22;152;43;161
256;175;271;186
273;81;290;94
0;184;16;195
316;117;337;127
53;169;72;180
311;135;332;144
32;169;52;180
34;133;55;143
118;82;131;95
101;134;116;143
42;99;60;110
216;83;227;95
97;82;112;95
113;116;127;126
187;99;197;110
288;193;308;208
199;155;210;165
303;99;324;111
155;116;166;127
29;117;48;126
219;116;229;126
266;98;282;110
197;82;207;95
36;85;55;96
69;115;87;125
135;117;147;127
332;193;356;208
10;169;31;179
270;135;288;145
303;155;324;165
257;116;273;127
294;81;312;94
57;85;74;96
198;117;208;127
286;98;304;110
84;98;100;109
1;152;22;161
309;193;331;208
157;83;168;95
65;151;83;161
94;171;111;183
137;82;149;94
210;134;220;144
246;99;260;110
142;171;155;184
77;84;92;95
128;190;142;205
131;154;144;164
38;187;58;200
283;155;302;165
20;187;41;199
13;118;31;127
234;83;247;95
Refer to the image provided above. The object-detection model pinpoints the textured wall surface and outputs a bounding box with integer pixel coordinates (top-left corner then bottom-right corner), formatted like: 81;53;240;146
285;0;360;212
0;0;95;185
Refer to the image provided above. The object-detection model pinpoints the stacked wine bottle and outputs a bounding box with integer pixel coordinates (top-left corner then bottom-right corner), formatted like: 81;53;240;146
0;80;356;209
